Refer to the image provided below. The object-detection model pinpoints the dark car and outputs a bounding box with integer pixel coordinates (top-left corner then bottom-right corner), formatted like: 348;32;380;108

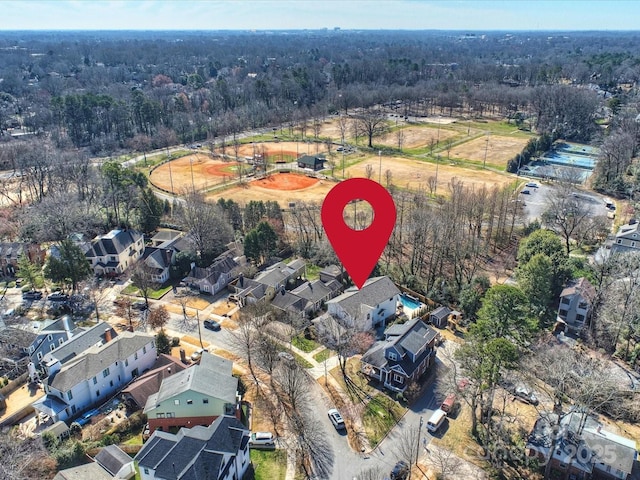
204;319;221;331
48;292;69;302
132;301;148;311
22;291;43;301
390;460;409;480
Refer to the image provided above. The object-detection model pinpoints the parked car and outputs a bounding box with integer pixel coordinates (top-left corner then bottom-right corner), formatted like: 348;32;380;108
132;301;148;311
514;385;539;406
203;319;221;331
22;291;43;301
440;393;457;414
525;182;539;188
76;408;100;426
328;408;346;430
48;292;69;302
520;189;531;195
190;348;208;362
426;408;447;433
390;460;409;480
278;351;294;362
249;432;275;448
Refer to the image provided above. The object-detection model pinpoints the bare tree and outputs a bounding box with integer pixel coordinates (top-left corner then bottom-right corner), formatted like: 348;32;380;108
541;184;594;255
148;305;170;330
385;168;393;189
424;445;463;480
130;261;159;309
396;128;405;151
288;409;334;479
365;163;374;180
356;108;388;148
394;422;422;478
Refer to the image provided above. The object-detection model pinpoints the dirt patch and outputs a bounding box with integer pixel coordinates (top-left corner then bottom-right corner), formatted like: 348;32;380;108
346;155;514;193
449;135;529;167
251;173;319;191
204;161;241;176
377;125;457;149
207;178;336;205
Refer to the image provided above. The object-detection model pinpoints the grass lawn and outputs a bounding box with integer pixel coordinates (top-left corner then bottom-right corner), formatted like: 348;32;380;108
122;284;174;300
313;348;334;363
305;264;321;280
293;352;314;369
291;335;319;353
250;449;287;480
362;395;406;447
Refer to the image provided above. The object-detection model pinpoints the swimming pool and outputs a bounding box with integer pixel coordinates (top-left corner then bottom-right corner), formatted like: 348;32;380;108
400;293;422;310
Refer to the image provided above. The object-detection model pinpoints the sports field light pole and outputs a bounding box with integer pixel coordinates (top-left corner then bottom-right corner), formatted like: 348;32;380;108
378;150;382;183
190;156;195;190
483;132;490;169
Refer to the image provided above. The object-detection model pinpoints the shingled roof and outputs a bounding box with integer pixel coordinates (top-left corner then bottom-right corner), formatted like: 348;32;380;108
85;229;142;258
47;331;154;392
135;415;249;480
326;276;400;322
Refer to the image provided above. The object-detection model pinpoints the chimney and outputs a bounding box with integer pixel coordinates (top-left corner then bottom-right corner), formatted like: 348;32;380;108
179;349;187;363
104;328;113;343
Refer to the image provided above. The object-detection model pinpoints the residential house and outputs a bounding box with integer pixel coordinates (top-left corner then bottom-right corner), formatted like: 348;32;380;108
85;229;144;276
53;444;135;480
150;229;184;248
271;279;343;317
0;242;45;277
28;316;82;366
33;331;156;423
141;247;175;284
135;415;250;480
429;306;451;329
42;420;70;442
610;220;640;254
143;352;239;434
230;258;306;305
326;276;401;331
297;155;325;171
39;321;117;371
360;317;438;393
184;249;244;295
319;264;344;284
527;411;638;480
557;277;596;334
121;354;187;411
0;326;36;362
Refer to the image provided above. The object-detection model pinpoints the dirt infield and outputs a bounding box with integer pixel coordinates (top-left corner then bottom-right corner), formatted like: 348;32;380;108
207;177;335;205
251;173;319;190
449;135;530;167
346;155;515;193
216;141;329;161
150;154;239;192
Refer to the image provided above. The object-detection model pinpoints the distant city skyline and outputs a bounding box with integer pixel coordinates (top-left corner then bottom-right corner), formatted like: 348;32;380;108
2;0;640;32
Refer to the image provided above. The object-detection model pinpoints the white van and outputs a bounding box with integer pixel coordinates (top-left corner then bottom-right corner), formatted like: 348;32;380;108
426;408;447;433
249;432;275;447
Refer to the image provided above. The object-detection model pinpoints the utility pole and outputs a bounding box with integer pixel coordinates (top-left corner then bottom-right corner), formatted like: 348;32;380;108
416;416;424;466
378;150;382;183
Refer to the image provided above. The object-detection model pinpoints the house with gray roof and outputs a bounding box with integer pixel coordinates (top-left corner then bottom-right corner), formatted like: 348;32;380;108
360;317;438;393
557;277;596;334
230;258;306;305
610;220;640;254
271;279;343;317
135;415;250;480
53;444;134;480
144;353;239;435
85;229;144;276
184;249;244;295
28;316;82;366
141;247;175;284
40;321;117;373
326;276;401;331
527;411;637;480
33;331;156;423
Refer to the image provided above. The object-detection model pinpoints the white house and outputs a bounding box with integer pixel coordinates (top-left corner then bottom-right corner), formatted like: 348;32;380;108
326;276;400;331
33;331;156;423
85;229;144;276
135;415;250;480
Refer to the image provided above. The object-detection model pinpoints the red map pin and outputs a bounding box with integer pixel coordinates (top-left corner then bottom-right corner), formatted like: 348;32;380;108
321;178;396;289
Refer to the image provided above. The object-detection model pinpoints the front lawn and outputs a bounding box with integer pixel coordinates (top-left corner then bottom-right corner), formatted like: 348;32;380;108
291;335;319;353
313;348;334;363
362;395;406;447
250;449;287;480
121;284;173;299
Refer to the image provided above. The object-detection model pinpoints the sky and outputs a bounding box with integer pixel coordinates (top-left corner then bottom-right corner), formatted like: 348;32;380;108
2;0;640;31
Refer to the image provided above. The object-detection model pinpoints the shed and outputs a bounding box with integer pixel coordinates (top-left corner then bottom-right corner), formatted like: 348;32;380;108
297;155;325;171
429;306;452;328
